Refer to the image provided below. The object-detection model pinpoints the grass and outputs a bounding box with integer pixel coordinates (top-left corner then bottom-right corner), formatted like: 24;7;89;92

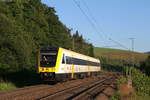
94;47;126;53
135;95;150;100
0;81;16;91
111;92;121;100
94;47;148;65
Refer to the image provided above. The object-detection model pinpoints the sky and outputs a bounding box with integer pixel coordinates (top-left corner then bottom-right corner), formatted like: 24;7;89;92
41;0;150;52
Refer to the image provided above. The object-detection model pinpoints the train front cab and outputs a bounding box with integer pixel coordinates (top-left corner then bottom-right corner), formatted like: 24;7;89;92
37;47;60;81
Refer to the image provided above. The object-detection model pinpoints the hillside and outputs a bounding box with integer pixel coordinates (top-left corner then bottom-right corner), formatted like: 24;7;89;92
94;47;148;65
0;0;93;73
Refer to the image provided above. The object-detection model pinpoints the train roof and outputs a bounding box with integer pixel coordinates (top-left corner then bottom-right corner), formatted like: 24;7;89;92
40;47;100;62
60;47;100;62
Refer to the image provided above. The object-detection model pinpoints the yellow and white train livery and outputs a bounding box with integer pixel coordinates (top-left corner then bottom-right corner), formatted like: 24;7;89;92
37;47;101;81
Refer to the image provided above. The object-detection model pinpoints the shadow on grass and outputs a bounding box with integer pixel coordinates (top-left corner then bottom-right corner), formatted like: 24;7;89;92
1;69;43;88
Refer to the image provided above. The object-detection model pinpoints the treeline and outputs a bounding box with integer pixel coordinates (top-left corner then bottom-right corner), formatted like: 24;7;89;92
100;55;150;76
0;0;94;73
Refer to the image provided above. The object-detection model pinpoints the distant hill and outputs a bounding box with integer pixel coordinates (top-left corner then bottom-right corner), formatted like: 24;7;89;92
94;47;148;65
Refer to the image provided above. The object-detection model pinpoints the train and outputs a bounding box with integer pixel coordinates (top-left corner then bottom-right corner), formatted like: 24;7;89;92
37;47;101;81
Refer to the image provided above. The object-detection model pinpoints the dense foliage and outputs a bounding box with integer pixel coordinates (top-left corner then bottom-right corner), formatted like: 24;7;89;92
0;0;94;74
130;67;150;96
140;55;150;76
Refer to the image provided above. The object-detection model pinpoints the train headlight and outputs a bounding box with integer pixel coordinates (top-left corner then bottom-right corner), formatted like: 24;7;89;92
44;73;48;76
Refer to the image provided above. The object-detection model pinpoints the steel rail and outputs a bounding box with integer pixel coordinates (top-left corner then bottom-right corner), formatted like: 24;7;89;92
38;73;119;100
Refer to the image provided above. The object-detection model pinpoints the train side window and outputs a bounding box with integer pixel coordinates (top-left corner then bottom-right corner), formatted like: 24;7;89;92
66;56;71;64
62;54;66;64
66;56;69;64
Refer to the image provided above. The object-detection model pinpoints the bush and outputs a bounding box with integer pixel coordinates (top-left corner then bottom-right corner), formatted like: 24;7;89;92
141;56;150;76
0;81;16;91
130;67;150;96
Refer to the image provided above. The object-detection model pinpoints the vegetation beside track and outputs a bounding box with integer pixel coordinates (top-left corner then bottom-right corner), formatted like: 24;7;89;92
0;68;42;91
0;81;16;91
96;47;150;99
99;56;150;100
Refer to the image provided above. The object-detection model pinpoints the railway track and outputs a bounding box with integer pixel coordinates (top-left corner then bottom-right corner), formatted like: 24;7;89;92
37;73;119;100
0;72;120;100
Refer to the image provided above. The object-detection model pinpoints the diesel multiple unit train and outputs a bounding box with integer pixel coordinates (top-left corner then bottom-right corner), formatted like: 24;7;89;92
37;47;101;81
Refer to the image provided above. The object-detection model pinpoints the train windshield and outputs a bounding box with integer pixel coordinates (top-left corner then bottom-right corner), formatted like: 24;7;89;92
40;52;57;67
